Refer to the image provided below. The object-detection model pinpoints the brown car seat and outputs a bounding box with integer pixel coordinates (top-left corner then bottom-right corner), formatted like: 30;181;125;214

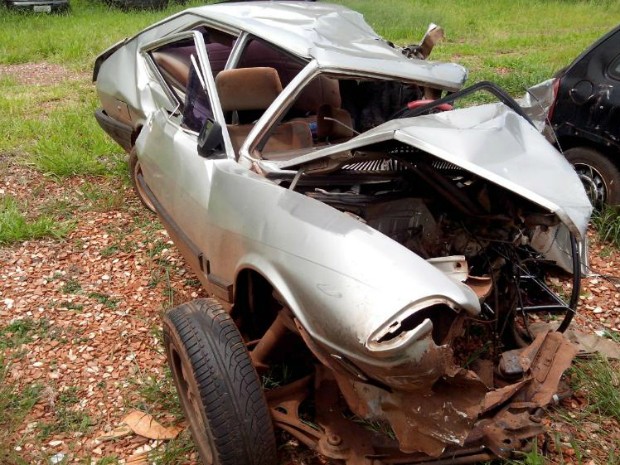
215;67;312;154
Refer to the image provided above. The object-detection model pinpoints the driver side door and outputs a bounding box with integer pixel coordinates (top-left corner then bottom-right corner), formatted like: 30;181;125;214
134;28;238;298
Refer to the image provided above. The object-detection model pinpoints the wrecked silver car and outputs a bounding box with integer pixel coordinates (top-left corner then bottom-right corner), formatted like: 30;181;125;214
93;2;592;464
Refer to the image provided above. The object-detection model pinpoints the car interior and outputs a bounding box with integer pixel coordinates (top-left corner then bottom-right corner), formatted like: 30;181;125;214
149;27;422;159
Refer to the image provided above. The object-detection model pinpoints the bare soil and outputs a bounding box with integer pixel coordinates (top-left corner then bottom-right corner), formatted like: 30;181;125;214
1;158;618;464
0;62;85;86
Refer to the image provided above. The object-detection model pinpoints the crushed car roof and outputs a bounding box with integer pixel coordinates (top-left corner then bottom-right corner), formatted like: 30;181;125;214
182;1;467;90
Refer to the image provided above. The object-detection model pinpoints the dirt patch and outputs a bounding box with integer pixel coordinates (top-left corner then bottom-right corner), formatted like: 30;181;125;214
575;235;620;333
0;159;618;464
0;161;206;463
0;62;87;86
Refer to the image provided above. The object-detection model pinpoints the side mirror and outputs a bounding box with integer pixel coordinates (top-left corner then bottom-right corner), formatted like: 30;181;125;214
197;119;224;158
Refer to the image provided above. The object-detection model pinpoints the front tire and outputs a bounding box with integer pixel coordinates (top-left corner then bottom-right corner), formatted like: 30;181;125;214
564;147;620;208
163;298;277;465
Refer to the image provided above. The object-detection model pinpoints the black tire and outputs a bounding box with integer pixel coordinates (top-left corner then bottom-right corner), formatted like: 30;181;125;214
163;298;277;465
564;146;620;208
129;148;156;213
119;0;168;10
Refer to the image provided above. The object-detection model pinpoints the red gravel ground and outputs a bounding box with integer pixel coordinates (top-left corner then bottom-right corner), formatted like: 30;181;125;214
1;159;618;464
0;161;206;463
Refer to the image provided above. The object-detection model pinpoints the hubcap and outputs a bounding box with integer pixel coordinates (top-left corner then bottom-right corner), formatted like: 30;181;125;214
573;162;606;208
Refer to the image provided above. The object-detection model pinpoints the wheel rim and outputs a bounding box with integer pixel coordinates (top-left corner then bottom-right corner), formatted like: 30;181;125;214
168;346;215;464
133;160;156;211
573;162;606;208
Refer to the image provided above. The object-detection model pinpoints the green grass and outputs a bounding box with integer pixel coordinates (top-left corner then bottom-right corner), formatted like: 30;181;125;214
529;356;620;465
505;439;545;465
150;430;196;465
0;0;617;182
0;318;50;350
591;206;620;248
95;457;120;465
0;358;41;465
0;0;618;179
60;278;81;294
571;356;620;421
0;0;182;72
88;292;119;308
33;105;125;177
0;79;124;176
125;366;195;462
0;195;72;244
129;346;184;418
79;182;127;210
36;386;94;440
333;0;620;94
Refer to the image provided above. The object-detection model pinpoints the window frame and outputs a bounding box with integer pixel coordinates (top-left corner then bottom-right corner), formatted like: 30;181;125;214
606;53;620;81
141;29;237;159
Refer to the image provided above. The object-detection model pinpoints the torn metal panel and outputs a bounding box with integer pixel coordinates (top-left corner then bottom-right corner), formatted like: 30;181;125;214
531;223;590;277
376;373;487;456
272;103;592;239
291;302;578;459
402;24;445;60
329;330;576;459
513;330;578;406
517;78;555;131
529;321;620;359
469;407;546;458
264;324;577;464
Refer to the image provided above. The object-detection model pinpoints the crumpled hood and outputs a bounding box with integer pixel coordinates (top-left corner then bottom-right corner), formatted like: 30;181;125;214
275;103;592;239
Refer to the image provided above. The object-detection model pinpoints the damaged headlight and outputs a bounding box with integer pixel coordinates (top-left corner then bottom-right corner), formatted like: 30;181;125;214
366;299;460;353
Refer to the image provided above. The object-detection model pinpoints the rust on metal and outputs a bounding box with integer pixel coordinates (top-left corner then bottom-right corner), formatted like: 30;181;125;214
262;316;578;465
249;310;291;371
465;275;493;300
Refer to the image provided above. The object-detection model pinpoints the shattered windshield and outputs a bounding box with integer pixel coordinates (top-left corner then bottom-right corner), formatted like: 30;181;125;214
255;72;432;160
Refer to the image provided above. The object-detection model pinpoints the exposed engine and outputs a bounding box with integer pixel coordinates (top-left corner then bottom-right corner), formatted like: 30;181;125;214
304;152;550;258
295;144;575;347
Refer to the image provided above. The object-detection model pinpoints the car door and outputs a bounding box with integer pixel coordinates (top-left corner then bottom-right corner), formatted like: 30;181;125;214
555;27;620;145
135;29;239;298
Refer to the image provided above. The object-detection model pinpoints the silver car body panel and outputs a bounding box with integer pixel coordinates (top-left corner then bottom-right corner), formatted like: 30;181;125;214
193;2;467;89
99;0;591;367
98;3;591;455
517;78;592;274
136;111;480;367
518;78;555;131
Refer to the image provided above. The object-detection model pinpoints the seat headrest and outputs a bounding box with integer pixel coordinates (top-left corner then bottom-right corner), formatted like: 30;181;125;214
294;75;341;114
216;67;282;112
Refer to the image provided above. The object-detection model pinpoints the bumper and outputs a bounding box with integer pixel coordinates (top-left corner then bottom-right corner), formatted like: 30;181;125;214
94;108;134;153
5;0;69;11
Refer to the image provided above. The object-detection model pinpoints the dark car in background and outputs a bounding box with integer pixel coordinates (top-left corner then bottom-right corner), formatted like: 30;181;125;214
546;25;620;208
5;0;68;12
105;0;168;10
